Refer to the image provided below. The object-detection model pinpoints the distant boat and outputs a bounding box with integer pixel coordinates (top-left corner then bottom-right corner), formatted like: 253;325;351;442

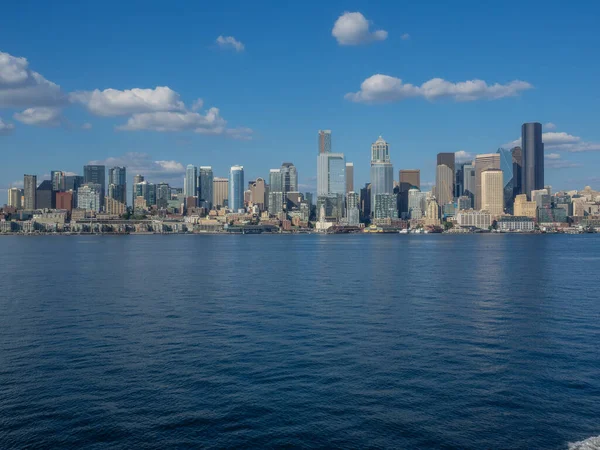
399;229;408;234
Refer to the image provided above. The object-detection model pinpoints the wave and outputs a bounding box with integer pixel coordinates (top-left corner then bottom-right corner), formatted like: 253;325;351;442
569;435;600;450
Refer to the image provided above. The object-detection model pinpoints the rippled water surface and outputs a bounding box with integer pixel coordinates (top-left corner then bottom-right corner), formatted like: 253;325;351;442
1;235;599;449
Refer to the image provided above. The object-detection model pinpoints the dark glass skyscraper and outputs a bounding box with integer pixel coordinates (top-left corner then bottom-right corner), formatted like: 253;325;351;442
521;123;544;199
511;146;523;198
84;165;106;207
108;166;127;205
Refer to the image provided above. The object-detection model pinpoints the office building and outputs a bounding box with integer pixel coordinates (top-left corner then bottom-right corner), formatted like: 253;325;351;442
512;146;523;198
50;171;65;192
481;169;504;216
198;166;214;209
425;198;441;226
497;148;515;210
317;153;346;196
7;187;23;209
317;194;345;221
318;129;332;154
399;169;420;217
437;152;456;173
64;175;84;192
456;210;492;229
36;180;54;209
107;166;127;206
55;191;73;212
213;177;229;208
345;163;354;193
463;163;475;208
496;216;535;232
281;162;298;193
250;177;266;211
408;188;427;220
156;183;170;209
435;163;454;207
531;188;549;208
83;165;106;207
370;136;394;217
24;174;37;210
346;191;360;225
360;183;371;219
77;183;102;212
374;193;397;219
457;196;472;211
133;174;144;185
521;122;544;199
184;164;198;198
229;166;244;212
474;153;500;210
134;180;156;207
513;194;537;219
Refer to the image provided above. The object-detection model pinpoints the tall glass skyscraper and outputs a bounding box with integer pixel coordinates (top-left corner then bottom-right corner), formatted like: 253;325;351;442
370;136;394;216
229;165;245;211
511;146;523;199
198;166;214;209
521;122;544;199
108;166;127;205
318;130;332;154
280;162;298;193
185;165;198;198
84;164;106;207
496;148;515;210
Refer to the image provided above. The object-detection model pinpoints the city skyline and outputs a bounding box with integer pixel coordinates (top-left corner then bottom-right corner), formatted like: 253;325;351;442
2;2;600;196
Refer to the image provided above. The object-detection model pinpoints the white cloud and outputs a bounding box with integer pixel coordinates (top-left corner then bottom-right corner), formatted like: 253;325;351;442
89;152;185;178
216;35;245;52
71;86;185;116
191;98;204;111
346;74;532;103
13;107;62;126
401;33;411;40
81;122;92;130
0;51;67;108
226;127;253;141
455;150;474;162
117;108;226;133
0;117;15;135
545;153;561;160
506;130;600;152
332;12;388;45
544;122;556;130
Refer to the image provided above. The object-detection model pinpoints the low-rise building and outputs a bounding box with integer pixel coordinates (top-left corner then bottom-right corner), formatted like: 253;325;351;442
497;216;535;232
456;210;492;229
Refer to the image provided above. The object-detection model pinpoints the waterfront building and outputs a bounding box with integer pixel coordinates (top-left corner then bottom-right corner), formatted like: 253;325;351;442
229;165;245;212
184;164;197;198
83;165;106;207
497;216;535;232
474;153;500;210
481;169;504;216
370;136;394;217
77;183;102;212
345;163;354;193
522;122;544;199
425;197;441;226
36;180;55;209
213;177;229;208
7;187;23;209
198;166;214;209
456;210;492;229
24;174;37;210
105;196;126;215
513;194;537;219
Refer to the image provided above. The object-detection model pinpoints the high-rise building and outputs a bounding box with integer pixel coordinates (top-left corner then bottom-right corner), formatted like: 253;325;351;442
360;183;371;220
50;171;65;192
398;169;420;217
345;163;354;193
7;188;23;209
408;188;427;219
77;183;102;212
213;177;229;208
317;153;346;195
268;169;283;215
83;165;106;207
521;122;544;199
133;174;145;184
370;136;394;217
156;183;170;209
437;153;456;173
346;191;360;225
250;177;266;211
280;162;298;193
318;129;332;154
229;166;244;212
134;180;156;207
374;193;397;219
513;194;537;218
511;146;523;198
23;174;37;210
64;175;84;192
55;191;73;212
481;169;504;216
36;180;55;209
425;197;441;226
184;165;198;198
474;153;500;210
463;163;475;208
435;163;454;207
497;148;515;210
108;166;127;205
198;166;214;209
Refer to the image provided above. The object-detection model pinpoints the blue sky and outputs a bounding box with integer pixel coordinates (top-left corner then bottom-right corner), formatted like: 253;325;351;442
1;0;600;196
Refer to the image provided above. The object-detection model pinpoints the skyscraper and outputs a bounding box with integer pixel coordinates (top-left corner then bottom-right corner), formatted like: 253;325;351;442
50;171;65;192
474;153;500;210
84;165;106;207
398;169;420;217
213;178;229;208
108;166;127;205
435;152;455;207
77;183;102;212
463;163;475;208
521;122;544;199
36;180;55;209
345;162;354;193
250;177;266;211
156;183;170;209
481;169;504;216
7;188;23;209
496;148;515;210
511;146;523;198
317;153;346;195
229;165;244;211
269;169;284;215
370;136;394;216
23;174;37;210
318;129;332;154
184;164;197;198
280;162;298;193
198;166;214;209
64;175;84;192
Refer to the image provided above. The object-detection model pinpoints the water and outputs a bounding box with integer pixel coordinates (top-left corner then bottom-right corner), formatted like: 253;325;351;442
0;234;599;449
